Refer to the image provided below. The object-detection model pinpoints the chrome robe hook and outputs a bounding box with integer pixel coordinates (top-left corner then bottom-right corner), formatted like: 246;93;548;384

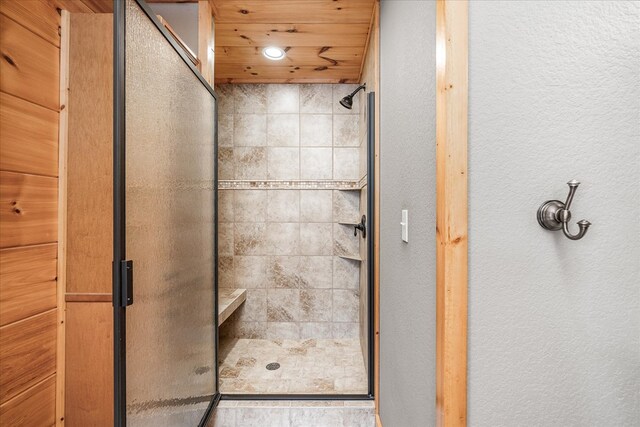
537;180;592;240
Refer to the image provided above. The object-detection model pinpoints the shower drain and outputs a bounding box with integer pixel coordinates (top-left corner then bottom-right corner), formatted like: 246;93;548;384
265;362;280;371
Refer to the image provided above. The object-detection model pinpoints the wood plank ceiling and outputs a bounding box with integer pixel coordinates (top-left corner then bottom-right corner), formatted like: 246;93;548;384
212;0;376;83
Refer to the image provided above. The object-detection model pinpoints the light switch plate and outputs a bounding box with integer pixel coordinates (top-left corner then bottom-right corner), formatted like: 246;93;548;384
401;209;409;243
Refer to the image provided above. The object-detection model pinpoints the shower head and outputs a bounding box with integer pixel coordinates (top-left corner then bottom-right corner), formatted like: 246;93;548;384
339;84;366;109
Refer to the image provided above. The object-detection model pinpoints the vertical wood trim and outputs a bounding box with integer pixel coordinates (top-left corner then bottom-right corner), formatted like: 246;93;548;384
198;1;214;85
436;1;468;426
65;13;113;296
64;302;113;425
358;0;376;83
56;10;70;427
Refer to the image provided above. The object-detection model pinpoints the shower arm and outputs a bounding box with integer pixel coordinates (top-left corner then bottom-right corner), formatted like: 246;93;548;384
348;84;366;99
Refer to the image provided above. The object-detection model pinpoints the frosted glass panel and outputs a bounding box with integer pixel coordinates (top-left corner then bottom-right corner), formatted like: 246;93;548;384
124;0;216;424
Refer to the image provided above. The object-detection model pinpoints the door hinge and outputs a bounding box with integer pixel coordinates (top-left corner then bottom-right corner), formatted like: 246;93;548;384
120;260;133;307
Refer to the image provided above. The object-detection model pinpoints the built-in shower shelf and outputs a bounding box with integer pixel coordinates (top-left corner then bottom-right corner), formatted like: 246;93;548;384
218;288;246;325
338;255;362;262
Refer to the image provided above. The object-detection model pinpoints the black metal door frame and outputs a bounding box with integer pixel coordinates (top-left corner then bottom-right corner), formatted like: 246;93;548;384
218;92;377;402
112;1;220;425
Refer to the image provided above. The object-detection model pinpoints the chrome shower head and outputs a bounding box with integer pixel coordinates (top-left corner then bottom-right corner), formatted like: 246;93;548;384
339;84;366;110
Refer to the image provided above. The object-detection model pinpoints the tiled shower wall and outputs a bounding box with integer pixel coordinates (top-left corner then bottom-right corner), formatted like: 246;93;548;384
216;84;365;340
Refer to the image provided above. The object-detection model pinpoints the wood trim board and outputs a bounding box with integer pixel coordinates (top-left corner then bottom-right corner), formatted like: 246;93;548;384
62;11;114;424
198;0;215;84
56;11;70;425
435;1;468;426
65;293;112;303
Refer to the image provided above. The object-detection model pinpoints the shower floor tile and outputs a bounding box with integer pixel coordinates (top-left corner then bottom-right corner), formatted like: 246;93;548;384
219;338;368;395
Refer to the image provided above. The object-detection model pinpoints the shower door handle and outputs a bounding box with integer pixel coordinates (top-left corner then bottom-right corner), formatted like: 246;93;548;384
354;215;366;239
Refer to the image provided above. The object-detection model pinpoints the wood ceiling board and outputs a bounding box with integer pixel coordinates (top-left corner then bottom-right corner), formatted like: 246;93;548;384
215;64;361;83
217;46;363;67
212;0;376;82
78;0;113;13
216;23;369;47
53;1;93;13
215;77;359;84
213;0;375;24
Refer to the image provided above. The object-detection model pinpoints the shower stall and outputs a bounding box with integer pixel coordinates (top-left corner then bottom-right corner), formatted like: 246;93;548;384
105;0;375;424
215;83;375;398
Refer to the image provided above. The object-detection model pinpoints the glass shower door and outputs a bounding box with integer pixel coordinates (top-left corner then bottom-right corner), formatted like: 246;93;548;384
113;0;218;425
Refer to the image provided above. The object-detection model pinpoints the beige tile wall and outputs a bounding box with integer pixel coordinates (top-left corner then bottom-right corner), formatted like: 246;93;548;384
216;84;365;339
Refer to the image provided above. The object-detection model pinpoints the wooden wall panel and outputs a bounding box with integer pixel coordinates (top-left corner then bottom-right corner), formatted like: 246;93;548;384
66;13;112;295
0;171;58;248
0;243;57;287
0;0;62;47
65;303;113;425
0;0;108;424
0;374;56;426
63;12;114;424
0;279;56;326
0;14;60;111
0;92;59;177
0;245;57;326
0;309;57;404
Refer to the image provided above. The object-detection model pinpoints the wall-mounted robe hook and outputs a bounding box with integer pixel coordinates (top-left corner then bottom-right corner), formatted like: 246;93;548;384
537;180;592;240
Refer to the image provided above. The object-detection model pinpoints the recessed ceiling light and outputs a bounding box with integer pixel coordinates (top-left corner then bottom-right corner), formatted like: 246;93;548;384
263;46;286;60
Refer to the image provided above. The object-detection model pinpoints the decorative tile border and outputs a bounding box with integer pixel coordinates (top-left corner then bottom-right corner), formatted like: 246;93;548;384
218;180;360;190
